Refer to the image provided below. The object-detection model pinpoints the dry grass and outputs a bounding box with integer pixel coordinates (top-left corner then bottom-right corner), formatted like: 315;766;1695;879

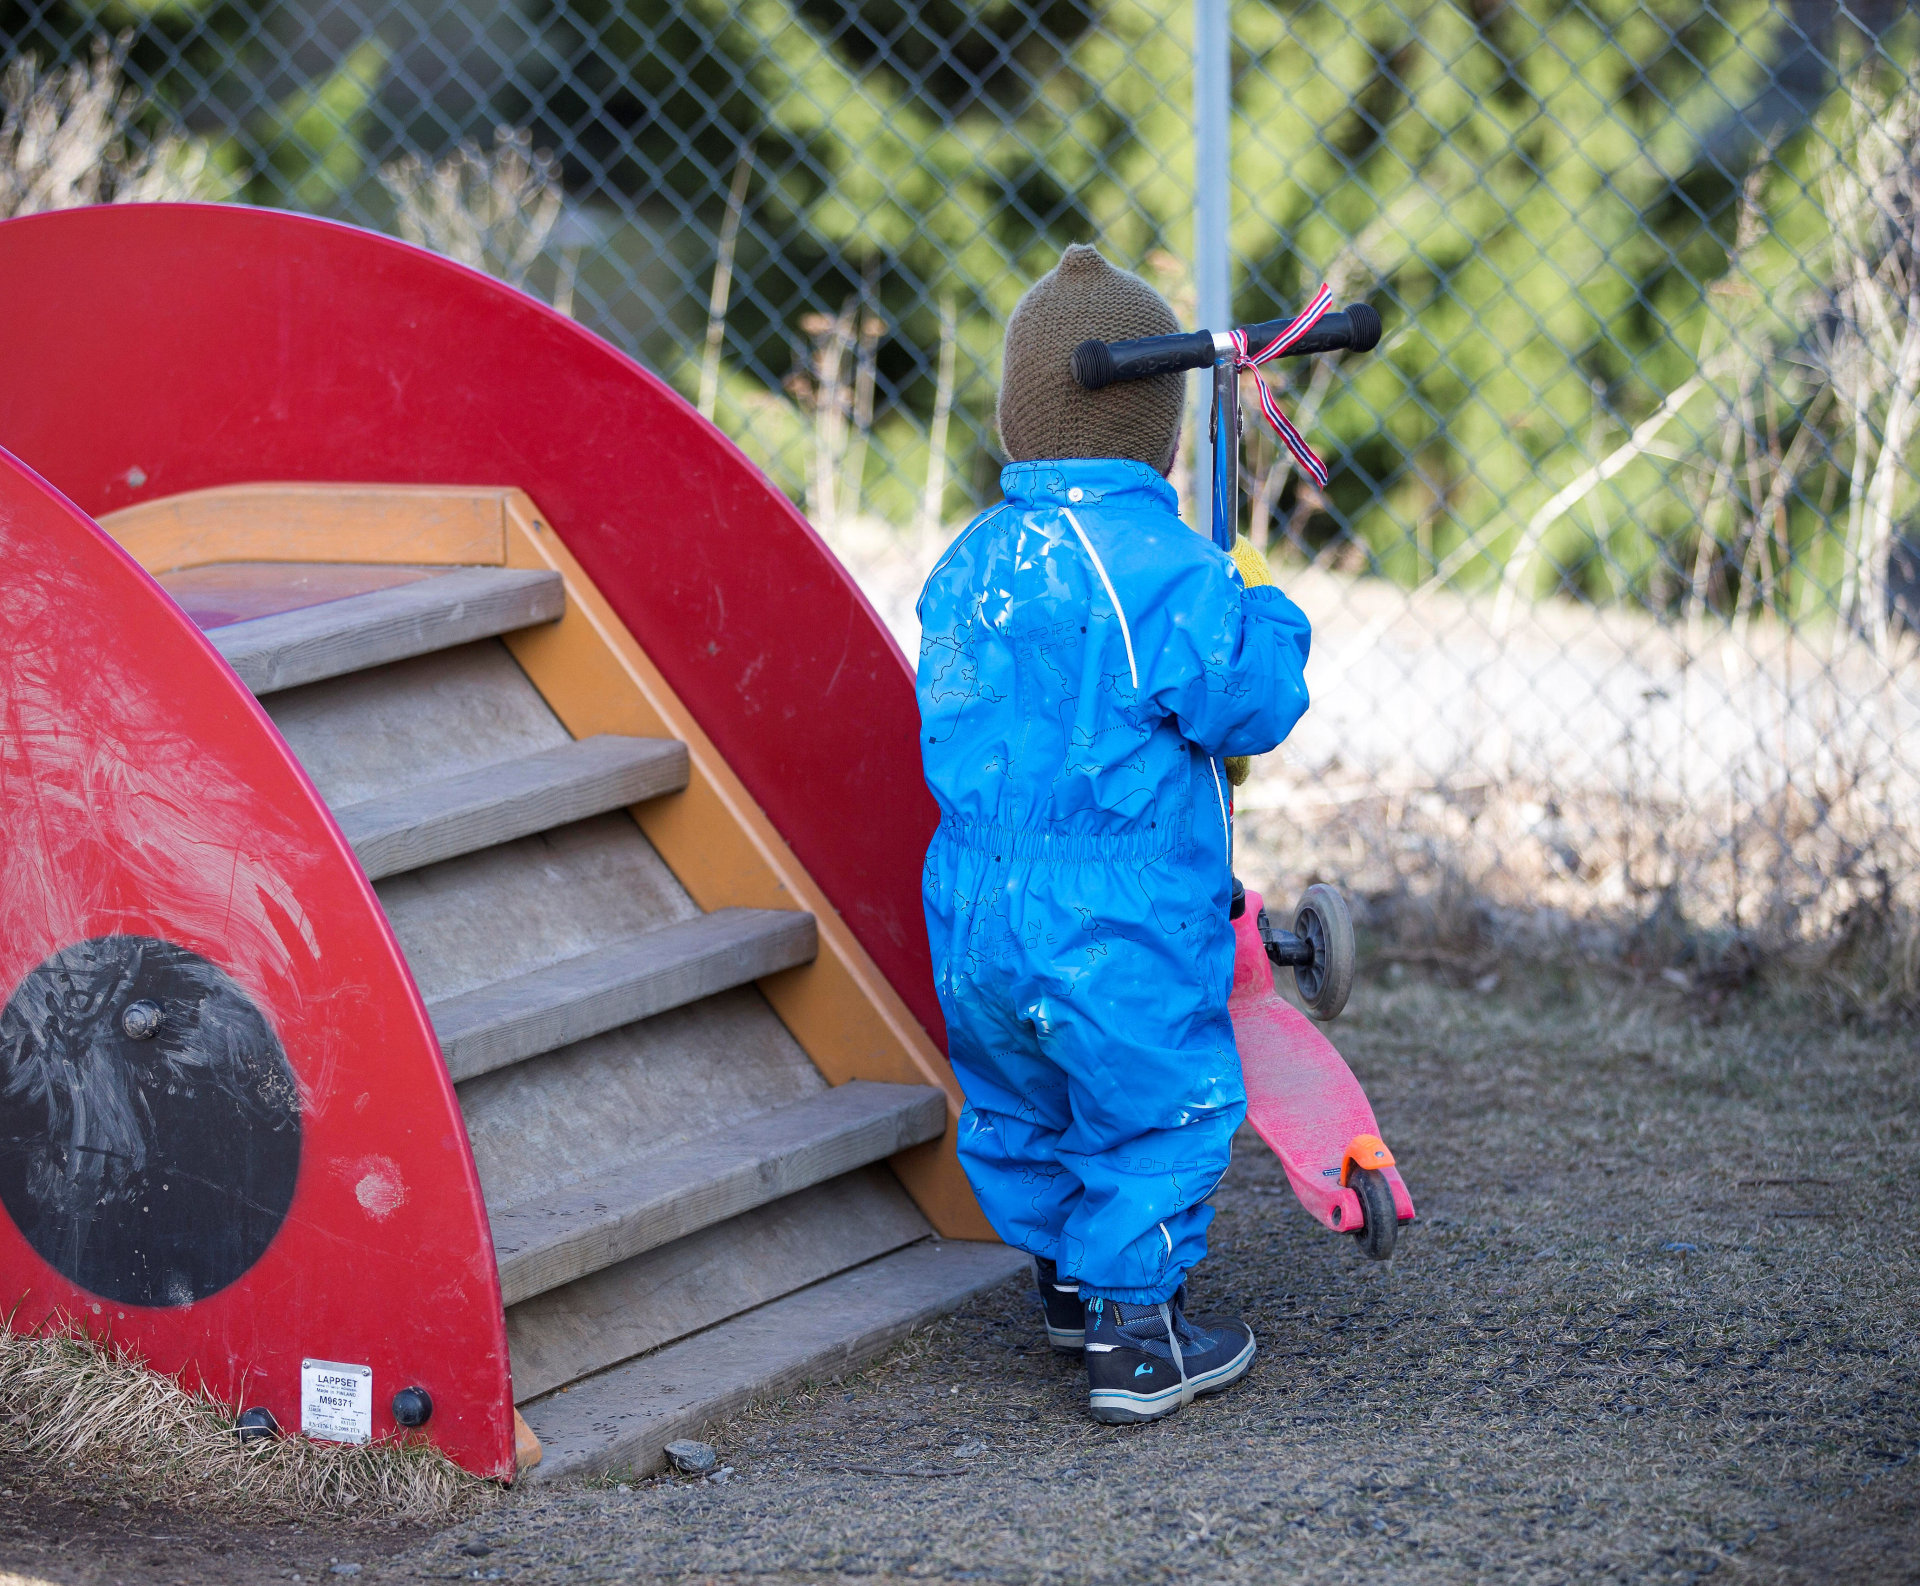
1236;775;1920;1022
0;35;225;216
0;1323;497;1523
1819;882;1920;1020
378;126;562;290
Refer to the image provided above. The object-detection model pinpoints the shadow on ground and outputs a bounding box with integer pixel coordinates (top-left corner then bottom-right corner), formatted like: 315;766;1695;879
0;1459;423;1584
2;969;1914;1585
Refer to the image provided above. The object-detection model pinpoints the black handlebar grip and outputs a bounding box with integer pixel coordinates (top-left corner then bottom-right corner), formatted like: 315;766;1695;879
1070;330;1216;390
1235;304;1383;359
1069;338;1115;390
1070;303;1382;389
1344;301;1383;351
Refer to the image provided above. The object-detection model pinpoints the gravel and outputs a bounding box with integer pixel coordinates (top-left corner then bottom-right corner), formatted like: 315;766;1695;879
410;968;1917;1585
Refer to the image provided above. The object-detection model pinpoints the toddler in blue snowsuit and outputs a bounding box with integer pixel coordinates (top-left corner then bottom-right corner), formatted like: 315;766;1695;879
916;245;1313;1423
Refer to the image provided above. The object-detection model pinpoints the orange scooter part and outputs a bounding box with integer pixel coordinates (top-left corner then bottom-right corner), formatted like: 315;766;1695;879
1339;1133;1396;1186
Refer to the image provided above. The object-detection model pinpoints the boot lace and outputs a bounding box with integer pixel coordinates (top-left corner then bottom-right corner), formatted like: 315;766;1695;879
1115;1291;1206;1406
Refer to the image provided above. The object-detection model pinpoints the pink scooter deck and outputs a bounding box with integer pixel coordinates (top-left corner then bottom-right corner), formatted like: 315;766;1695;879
1230;891;1415;1235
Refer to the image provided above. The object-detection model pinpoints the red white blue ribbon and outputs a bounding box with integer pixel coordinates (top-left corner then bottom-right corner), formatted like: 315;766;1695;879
1231;283;1336;490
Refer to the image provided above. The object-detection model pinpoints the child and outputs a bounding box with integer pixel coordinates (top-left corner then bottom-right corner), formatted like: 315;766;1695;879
916;244;1313;1424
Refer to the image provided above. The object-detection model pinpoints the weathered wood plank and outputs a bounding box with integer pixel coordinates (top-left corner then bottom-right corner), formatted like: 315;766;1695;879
264;640;574;811
517;1237;1029;1481
492;1081;945;1305
431;908;818;1083
160;563;438;630
505;1167;928;1400
338;735;689;881
456;987;824;1216
210;567;564;694
375;814;699;1007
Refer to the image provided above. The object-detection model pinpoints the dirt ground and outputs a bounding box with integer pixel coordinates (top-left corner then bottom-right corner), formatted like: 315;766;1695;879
1;965;1914;1586
0;1458;426;1584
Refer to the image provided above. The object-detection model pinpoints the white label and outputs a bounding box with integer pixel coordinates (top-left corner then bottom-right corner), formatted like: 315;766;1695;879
301;1358;373;1444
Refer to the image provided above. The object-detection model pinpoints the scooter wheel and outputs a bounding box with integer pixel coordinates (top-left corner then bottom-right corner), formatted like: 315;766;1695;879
1351;1167;1397;1260
1292;883;1355;1021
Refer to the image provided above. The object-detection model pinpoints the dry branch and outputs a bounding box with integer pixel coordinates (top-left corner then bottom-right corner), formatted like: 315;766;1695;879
379;127;562;291
0;36;223;217
699;143;756;422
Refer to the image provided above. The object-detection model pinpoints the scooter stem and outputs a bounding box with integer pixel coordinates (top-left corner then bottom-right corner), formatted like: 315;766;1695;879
1210;355;1239;552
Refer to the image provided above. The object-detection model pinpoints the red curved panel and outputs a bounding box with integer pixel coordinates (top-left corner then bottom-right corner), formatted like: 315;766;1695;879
0;445;513;1478
0;204;943;1051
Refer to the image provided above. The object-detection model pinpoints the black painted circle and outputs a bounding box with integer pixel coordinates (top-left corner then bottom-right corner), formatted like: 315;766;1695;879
0;936;301;1307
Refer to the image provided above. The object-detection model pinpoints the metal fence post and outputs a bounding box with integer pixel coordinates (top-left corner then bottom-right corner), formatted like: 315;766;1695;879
1192;0;1231;538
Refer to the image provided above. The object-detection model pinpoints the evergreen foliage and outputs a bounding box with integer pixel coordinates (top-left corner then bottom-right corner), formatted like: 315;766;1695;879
2;0;1917;621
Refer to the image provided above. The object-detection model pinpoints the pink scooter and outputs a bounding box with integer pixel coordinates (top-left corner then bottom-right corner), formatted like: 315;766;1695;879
1231;883;1414;1259
1074;297;1413;1259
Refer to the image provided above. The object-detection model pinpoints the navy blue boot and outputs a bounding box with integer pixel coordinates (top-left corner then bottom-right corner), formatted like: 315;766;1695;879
1083;1287;1255;1423
1033;1256;1085;1352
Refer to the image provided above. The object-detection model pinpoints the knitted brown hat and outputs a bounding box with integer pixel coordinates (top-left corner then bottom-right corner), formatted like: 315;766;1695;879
997;244;1184;474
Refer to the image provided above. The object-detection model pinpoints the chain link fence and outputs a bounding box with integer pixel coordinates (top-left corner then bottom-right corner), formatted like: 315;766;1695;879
4;0;1918;1004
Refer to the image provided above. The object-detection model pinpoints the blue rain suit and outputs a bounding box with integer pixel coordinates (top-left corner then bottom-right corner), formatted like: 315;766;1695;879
917;459;1312;1303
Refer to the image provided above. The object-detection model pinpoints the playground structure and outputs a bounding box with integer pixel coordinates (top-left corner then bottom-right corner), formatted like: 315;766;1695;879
0;203;1023;1483
0;203;1415;1486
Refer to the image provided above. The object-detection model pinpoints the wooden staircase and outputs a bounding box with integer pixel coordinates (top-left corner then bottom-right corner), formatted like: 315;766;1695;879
153;544;1022;1481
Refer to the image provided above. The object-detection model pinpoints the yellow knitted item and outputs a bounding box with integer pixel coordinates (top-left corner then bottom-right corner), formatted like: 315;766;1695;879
1225;537;1273;786
1230;535;1274;590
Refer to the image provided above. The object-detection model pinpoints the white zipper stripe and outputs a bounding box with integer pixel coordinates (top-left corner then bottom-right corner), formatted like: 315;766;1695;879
1062;506;1138;690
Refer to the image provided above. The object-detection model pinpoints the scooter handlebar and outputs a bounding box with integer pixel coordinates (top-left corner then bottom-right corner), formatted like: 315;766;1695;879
1070;302;1381;390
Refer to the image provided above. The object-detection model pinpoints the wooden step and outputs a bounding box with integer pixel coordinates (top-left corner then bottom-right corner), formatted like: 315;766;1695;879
492;1081;946;1306
336;735;688;881
376;814;700;1014
516;1238;1029;1483
456;986;829;1216
430;908;819;1083
209;567;564;695
505;1166;928;1401
264;641;577;815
